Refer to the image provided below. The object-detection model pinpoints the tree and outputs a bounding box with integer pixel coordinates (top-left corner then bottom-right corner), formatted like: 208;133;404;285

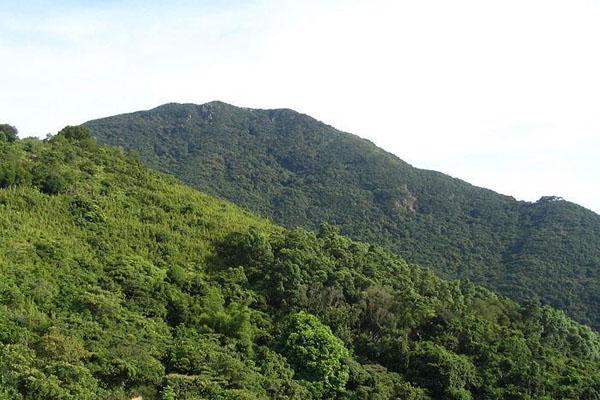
280;311;350;397
408;342;478;400
57;126;92;141
0;124;18;142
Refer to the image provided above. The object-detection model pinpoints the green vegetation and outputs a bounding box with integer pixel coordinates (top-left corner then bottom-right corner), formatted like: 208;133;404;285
1;128;600;398
86;101;600;329
0;124;18;143
279;311;350;396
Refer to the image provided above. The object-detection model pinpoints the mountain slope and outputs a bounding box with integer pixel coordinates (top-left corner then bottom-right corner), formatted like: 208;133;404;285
1;128;600;398
86;101;600;329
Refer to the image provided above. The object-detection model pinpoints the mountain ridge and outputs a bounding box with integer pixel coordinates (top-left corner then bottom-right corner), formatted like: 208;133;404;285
85;101;600;329
92;101;574;207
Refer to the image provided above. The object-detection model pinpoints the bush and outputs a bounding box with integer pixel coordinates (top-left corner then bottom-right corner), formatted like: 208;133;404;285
0;160;31;188
33;169;70;195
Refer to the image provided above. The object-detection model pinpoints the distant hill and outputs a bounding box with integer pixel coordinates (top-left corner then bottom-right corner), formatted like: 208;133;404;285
1;126;600;399
86;101;600;329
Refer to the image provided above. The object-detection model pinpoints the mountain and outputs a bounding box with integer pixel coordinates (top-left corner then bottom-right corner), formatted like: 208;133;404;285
1;127;600;399
85;101;600;330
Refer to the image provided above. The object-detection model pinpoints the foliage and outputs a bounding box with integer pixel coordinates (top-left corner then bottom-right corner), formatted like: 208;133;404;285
407;342;477;399
86;101;600;329
279;311;350;397
0;132;599;398
56;125;93;142
0;124;18;142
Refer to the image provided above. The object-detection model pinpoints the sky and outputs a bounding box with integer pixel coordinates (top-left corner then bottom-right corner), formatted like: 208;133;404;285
1;0;599;213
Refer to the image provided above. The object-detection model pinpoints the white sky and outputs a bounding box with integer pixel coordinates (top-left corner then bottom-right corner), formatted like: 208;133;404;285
1;0;599;213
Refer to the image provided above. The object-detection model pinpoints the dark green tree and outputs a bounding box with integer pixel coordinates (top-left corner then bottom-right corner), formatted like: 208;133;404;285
57;125;92;141
408;342;478;400
0;124;18;142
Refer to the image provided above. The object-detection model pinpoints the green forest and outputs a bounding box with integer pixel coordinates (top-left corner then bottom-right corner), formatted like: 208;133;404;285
1;126;600;399
85;101;600;329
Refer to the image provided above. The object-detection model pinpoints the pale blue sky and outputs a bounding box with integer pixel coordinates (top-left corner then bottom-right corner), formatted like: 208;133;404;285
1;0;599;213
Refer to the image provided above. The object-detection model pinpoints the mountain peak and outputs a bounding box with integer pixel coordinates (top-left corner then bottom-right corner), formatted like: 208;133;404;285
538;195;565;203
204;99;237;108
150;100;238;113
122;101;323;131
85;104;600;330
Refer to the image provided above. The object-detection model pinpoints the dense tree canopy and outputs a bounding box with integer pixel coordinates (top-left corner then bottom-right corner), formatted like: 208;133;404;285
85;102;600;330
0;133;599;398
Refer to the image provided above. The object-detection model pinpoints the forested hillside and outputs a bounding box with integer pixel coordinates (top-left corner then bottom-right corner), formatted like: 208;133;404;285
86;101;600;330
1;128;600;399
